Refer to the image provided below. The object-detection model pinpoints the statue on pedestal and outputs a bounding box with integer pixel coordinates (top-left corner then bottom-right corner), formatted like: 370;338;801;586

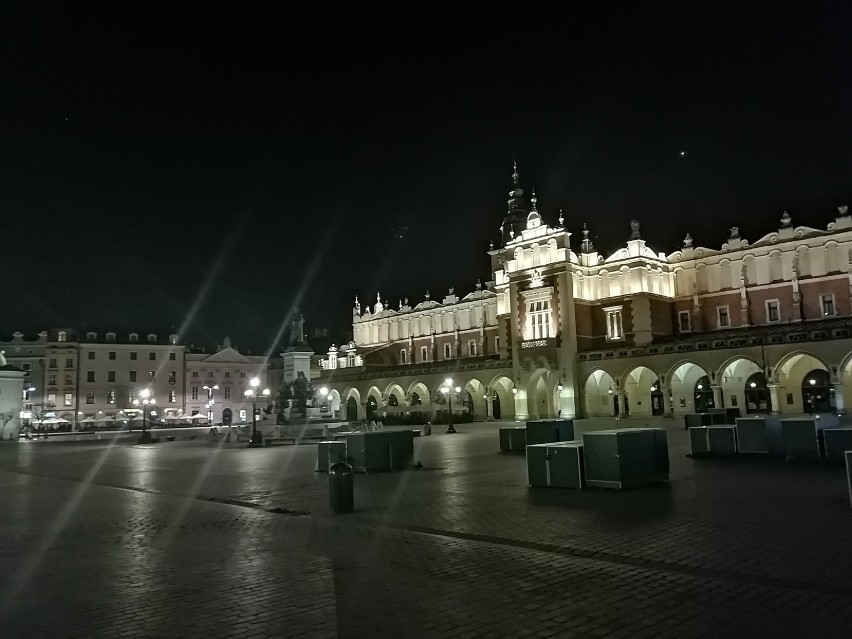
289;309;306;346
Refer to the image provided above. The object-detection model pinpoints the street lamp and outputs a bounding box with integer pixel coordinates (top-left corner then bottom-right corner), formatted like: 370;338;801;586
133;388;154;444
440;377;462;434
245;376;270;448
203;384;218;423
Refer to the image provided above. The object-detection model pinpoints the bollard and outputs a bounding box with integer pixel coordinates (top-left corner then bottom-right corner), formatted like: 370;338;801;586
422;422;432;437
329;460;354;514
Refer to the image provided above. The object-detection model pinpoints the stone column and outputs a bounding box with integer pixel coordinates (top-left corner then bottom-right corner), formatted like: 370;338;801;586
616;390;627;417
662;386;673;417
833;381;845;415
767;384;781;415
712;385;724;409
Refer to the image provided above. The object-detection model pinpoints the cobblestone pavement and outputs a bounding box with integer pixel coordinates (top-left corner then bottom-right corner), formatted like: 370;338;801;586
1;418;850;638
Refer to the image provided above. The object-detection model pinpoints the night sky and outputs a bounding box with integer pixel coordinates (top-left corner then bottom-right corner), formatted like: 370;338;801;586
1;2;850;353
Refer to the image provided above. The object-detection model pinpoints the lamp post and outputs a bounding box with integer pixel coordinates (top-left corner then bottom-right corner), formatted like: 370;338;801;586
440;377;462;434
246;376;270;448
203;384;218;423
133;388;154;444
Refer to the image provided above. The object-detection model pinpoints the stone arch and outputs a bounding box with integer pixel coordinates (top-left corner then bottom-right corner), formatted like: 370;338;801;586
327;389;341;417
462;378;487;420
342;387;362;421
717;355;762;414
582;368;617;417
622;364;661;417
775;351;830;414
364;386;382;422
383;382;405;405
527;368;554;419
486;374;516;421
666;360;711;415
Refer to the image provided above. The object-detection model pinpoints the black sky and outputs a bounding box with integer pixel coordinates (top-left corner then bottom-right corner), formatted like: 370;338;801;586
1;2;850;353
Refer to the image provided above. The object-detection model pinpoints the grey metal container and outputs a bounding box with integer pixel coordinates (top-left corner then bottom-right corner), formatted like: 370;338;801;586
689;426;710;456
316;440;347;472
526;441;584;488
685;413;713;429
345;431;414;472
735;416;783;455
821;428;852;461
582;428;669;489
525;419;575;445
499;426;527;452
781;418;824;459
707;426;738;454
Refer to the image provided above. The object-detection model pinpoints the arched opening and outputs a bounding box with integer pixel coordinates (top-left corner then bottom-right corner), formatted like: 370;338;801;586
583;369;617;417
410;392;422;406
346;397;358;421
366;396;378;421
327;389;341;417
222;407;232;426
463;379;487;420
527;370;552;419
623;365;661;418
667;361;710;415
388;394;399;406
487;375;516;421
719;356;762;414
802;369;832;413
650;381;665;416
744;372;769;414
694;375;715;412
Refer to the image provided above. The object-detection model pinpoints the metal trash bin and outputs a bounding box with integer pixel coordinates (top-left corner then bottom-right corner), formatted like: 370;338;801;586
329;460;354;513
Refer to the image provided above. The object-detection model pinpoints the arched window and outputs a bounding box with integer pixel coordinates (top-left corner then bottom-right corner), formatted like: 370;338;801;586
801;369;832;413
744;372;769;413
694;375;715;412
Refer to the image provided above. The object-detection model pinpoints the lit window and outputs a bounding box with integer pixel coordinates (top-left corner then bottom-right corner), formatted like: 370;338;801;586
148;371;155;381
400;349;407;364
63;392;72;407
527;299;552;339
58;331;67;342
168;390;176;403
191;387;199;400
47;393;56;407
604;305;624;341
168;371;176;383
347;354;356;367
444;343;452;359
678;311;692;333
468;340;477;356
766;300;780;323
86;392;95;404
107;391;115;404
717;306;730;328
820;294;836;317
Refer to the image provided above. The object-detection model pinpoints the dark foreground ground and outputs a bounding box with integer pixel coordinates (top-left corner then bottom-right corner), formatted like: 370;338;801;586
0;417;850;638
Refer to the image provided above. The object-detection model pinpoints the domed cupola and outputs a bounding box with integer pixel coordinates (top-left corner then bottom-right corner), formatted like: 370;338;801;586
500;162;529;243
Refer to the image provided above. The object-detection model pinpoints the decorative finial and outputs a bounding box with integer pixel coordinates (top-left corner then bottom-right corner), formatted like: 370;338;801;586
683;233;693;247
512;161;519;186
489;239;494;250
475;279;482;291
780;211;791;227
558;208;564;226
424;290;430;300
448;287;454;296
398;300;402;310
509;227;515;239
729;226;740;239
582;223;589;240
839;205;849;217
530;189;538;211
377;291;381;303
404;297;409;306
629;219;641;240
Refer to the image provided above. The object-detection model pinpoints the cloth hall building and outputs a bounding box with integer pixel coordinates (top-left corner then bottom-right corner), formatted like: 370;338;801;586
319;168;852;424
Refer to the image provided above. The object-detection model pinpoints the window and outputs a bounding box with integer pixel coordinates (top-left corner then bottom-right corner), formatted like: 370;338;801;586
128;392;136;404
168;390;176;403
149;352;156;361
678;311;692;333
63;392;72;407
604;306;624;341
207;371;214;377
820;294;836;317
191;371;198;378
169;352;176;361
168;371;176;383
49;358;57;368
129;371;137;382
191;387;199;400
65;358;73;368
347;354;356;367
717;306;730;328
130;352;137;360
87;371;95;382
148;371;156;381
468;340;477;356
86;392;95;404
527;299;552;339
420;346;428;362
48;373;57;385
22;363;31;371
494;336;500;352
240;372;246;378
766;300;781;323
106;332;115;341
47;393;56;407
129;333;139;342
58;331;67;342
107;391;115;404
88;352;95;360
224;387;231;399
108;370;116;382
86;331;97;340
147;334;156;343
225;371;231;378
444;343;452;359
109;352;116;360
64;374;72;385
